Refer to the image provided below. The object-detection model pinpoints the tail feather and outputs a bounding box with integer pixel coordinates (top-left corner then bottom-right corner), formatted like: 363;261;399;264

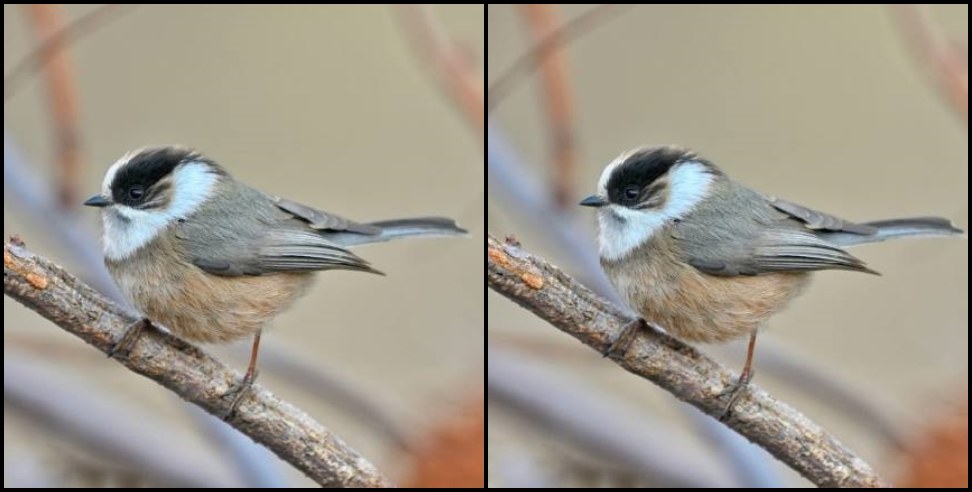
823;217;963;247
326;217;467;247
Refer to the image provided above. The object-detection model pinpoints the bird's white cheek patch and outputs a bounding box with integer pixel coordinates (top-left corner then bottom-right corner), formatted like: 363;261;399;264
102;207;171;260
596;161;715;261
101;161;220;261
597;206;668;261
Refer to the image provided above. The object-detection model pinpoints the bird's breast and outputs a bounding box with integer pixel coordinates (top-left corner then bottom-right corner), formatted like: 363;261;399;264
105;233;312;343
601;233;809;343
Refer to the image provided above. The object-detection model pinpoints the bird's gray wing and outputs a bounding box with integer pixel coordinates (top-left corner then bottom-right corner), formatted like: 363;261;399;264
683;229;876;276
676;184;877;276
273;196;381;235
747;229;876;275
770;197;877;235
178;184;380;276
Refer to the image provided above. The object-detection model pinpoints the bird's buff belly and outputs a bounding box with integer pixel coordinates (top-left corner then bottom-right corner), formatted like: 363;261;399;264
107;257;311;344
604;259;809;343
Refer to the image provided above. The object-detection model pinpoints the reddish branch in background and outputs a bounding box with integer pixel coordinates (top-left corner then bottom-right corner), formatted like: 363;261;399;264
487;4;629;111
397;5;484;139
899;399;968;488
406;396;485;488
518;5;578;210
891;4;969;124
21;4;83;208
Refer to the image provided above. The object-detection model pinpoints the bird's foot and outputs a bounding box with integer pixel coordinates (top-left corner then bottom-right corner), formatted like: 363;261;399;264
602;318;647;359
108;318;152;360
219;369;260;421
718;369;755;421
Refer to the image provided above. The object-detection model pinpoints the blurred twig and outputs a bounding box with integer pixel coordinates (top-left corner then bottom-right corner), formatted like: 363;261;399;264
517;5;578;209
259;345;411;451
4;331;412;453
487;126;620;306
4;352;240;488
4;5;136;102
487;4;630;111
2;452;56;488
495;451;556;488
899;397;968;488
3;243;393;488
489;343;780;485
684;408;781;487
186;407;287;488
20;5;84;208
487;235;889;488
890;5;968;124
750;339;907;450
4;134;122;299
397;5;484;138
405;396;485;487
491;329;906;451
489;347;735;487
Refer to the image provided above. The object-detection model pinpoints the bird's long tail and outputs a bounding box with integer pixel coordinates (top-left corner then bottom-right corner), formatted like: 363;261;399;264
328;217;467;247
823;217;963;247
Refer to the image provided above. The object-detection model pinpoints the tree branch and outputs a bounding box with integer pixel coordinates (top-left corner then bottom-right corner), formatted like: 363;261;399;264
890;4;968;125
3;242;393;488
516;5;579;210
486;235;889;488
21;4;84;208
489;347;734;487
397;4;484;139
4;353;240;488
4;5;136;102
487;4;630;111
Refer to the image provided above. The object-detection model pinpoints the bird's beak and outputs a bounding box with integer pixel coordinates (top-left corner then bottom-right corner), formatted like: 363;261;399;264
579;194;608;208
83;194;110;208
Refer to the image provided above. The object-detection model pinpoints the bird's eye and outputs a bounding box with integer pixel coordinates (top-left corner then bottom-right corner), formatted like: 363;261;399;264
623;185;640;200
128;186;144;200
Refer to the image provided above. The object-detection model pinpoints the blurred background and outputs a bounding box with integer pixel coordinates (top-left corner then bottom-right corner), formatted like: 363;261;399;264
5;4;483;487
488;4;966;488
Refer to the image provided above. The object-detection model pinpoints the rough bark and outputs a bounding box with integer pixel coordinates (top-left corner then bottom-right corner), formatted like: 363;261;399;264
487;235;888;488
4;242;393;488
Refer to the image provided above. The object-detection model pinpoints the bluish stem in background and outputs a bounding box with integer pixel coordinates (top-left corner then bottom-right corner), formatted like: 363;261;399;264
188;407;286;488
489;347;736;487
4;353;240;487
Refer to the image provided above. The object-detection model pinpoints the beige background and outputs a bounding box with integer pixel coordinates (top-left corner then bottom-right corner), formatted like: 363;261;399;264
4;5;482;486
488;4;966;487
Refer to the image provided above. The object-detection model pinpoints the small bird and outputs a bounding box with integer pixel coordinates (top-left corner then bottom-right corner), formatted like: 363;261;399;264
85;146;466;417
580;145;962;415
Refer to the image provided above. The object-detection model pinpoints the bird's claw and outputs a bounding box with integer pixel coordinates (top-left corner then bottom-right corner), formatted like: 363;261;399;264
218;369;260;421
108;318;151;360
602;318;646;358
718;370;755;421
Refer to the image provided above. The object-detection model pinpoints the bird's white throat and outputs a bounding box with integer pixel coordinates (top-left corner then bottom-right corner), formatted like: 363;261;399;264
102;161;220;260
597;161;715;261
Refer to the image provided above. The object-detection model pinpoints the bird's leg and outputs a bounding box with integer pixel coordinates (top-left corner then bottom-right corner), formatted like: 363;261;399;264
220;330;262;421
719;329;758;421
108;317;152;360
602;318;647;358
